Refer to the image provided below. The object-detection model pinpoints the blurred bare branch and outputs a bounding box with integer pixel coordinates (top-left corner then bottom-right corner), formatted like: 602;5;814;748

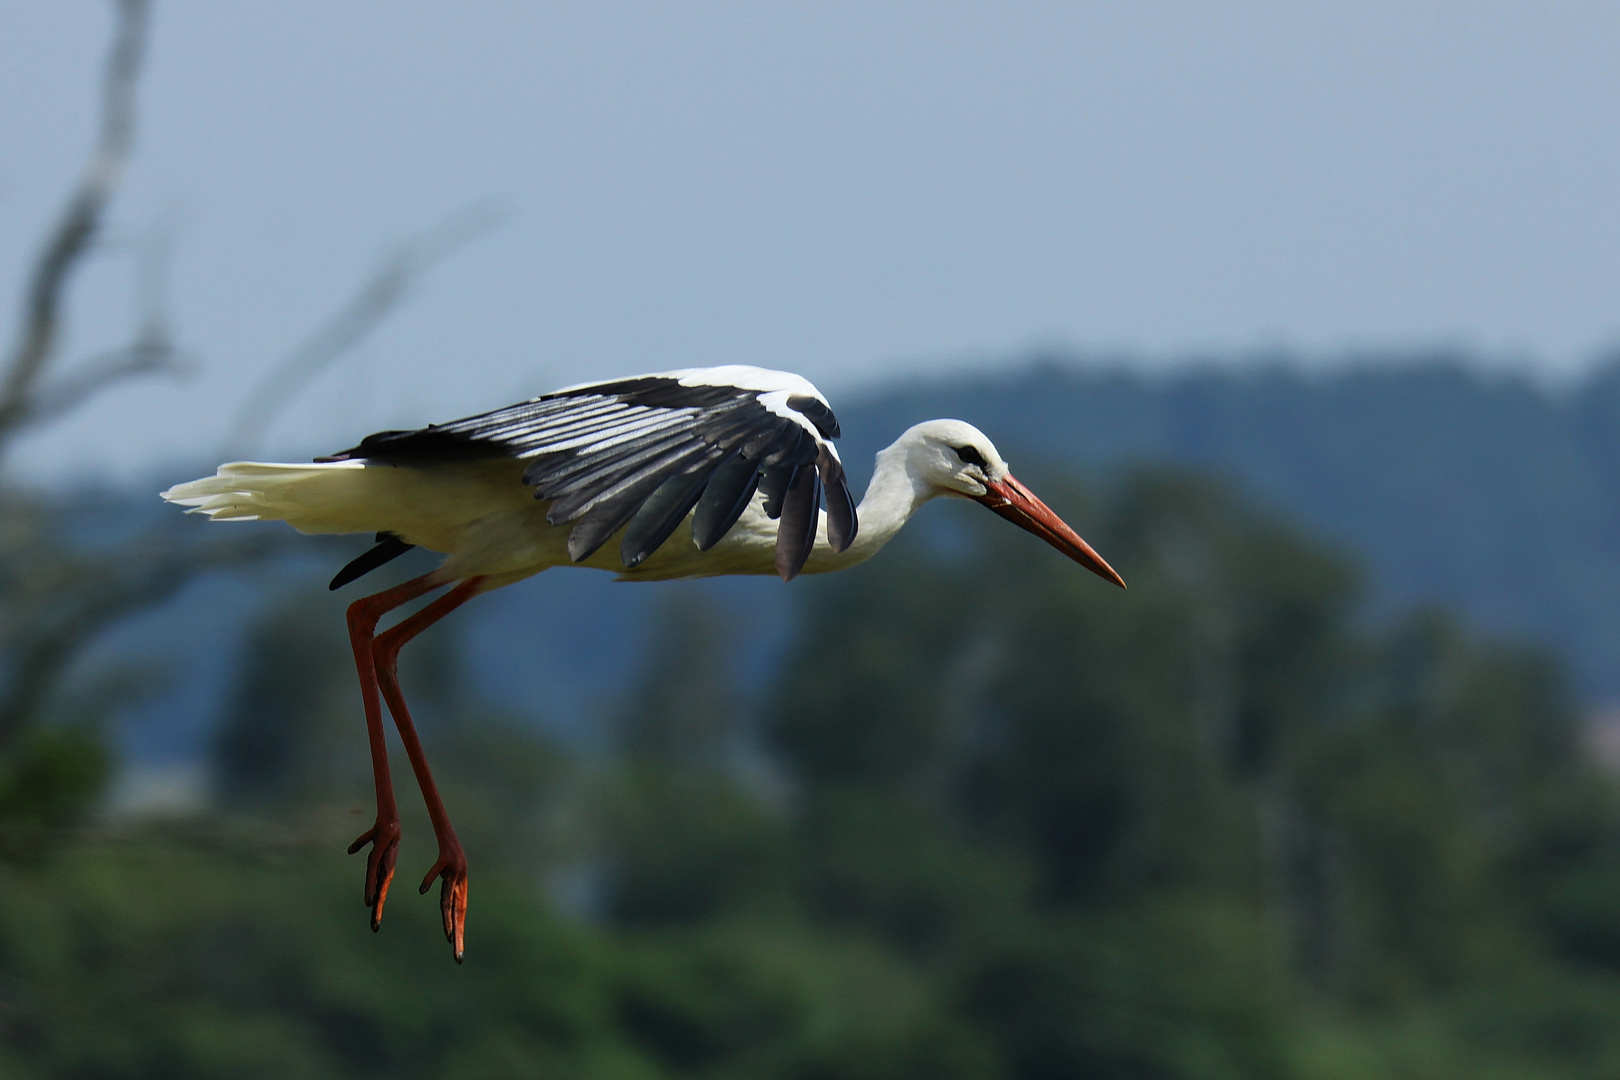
0;6;498;782
0;1;253;769
25;213;198;428
24;339;182;432
0;0;161;459
227;199;506;459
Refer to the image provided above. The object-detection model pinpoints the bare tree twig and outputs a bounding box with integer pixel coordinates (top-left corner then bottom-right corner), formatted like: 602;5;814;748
19;216;197;431
0;6;502;773
24;340;194;432
226;199;506;459
0;0;238;767
0;0;151;456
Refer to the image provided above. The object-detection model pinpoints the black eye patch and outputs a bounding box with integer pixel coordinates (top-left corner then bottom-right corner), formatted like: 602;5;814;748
953;445;987;467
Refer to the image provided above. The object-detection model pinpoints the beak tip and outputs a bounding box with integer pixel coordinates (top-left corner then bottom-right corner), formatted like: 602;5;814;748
1094;564;1127;590
980;473;1127;591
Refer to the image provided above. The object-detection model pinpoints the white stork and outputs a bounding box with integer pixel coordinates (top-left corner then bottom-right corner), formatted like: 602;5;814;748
163;365;1124;961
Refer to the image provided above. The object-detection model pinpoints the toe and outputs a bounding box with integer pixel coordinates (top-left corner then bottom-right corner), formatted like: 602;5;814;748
418;850;469;961
350;821;401;928
443;872;468;961
368;851;396;931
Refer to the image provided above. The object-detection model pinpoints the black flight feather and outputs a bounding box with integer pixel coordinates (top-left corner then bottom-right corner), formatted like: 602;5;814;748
535;432;694;517
329;533;415;590
532;430;694;512
761;425;814;467
692;453;762;550
565;445;722;562
818;449;858;553
774;464;822;581
620;461;719;568
786;394;840;438
741;420;804;464
548;440;709;526
758;466;794;519
566;484;656;562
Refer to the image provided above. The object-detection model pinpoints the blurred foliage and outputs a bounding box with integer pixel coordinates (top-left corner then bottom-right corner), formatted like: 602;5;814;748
4;466;1620;1079
840;360;1620;703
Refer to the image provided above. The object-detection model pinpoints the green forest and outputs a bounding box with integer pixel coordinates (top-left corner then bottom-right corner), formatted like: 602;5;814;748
4;466;1620;1080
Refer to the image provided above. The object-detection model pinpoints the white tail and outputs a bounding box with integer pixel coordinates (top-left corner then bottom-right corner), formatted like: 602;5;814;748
163;460;396;534
161;458;543;555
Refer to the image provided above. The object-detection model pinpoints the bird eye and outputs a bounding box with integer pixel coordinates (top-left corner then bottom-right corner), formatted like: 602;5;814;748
953;445;987;467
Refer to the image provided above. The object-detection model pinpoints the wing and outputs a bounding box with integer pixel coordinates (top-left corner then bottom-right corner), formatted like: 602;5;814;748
325;366;858;579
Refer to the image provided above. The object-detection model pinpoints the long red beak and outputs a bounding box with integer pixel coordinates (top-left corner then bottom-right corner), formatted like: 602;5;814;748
973;474;1126;588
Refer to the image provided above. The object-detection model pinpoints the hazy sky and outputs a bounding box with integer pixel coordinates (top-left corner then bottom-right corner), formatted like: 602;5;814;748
3;2;1619;480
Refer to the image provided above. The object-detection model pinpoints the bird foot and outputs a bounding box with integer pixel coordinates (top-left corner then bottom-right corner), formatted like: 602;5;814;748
419;843;469;963
348;817;402;932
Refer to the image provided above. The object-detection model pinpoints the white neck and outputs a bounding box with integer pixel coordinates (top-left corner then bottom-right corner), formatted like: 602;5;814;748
818;441;940;570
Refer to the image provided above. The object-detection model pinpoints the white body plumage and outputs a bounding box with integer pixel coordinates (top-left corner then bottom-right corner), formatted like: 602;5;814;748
161;417;1000;590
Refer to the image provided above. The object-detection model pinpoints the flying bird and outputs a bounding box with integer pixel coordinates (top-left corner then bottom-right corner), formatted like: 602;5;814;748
163;365;1124;960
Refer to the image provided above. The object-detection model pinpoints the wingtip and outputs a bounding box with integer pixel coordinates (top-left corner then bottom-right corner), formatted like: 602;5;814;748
826;514;858;553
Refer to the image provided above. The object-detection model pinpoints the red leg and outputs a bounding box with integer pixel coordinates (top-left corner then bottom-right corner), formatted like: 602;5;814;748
344;572;444;931
372;576;484;962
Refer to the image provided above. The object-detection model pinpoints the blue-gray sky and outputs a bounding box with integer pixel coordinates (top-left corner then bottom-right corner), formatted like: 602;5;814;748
3;2;1619;481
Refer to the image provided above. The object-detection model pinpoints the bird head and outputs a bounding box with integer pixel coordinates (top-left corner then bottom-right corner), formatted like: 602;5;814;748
899;419;1126;589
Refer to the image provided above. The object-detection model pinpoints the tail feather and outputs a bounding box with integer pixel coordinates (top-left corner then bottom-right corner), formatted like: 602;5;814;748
161;458;540;560
161;461;373;531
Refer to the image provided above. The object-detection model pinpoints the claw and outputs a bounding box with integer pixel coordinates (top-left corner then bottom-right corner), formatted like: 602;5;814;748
348;817;402;932
419;845;469;962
